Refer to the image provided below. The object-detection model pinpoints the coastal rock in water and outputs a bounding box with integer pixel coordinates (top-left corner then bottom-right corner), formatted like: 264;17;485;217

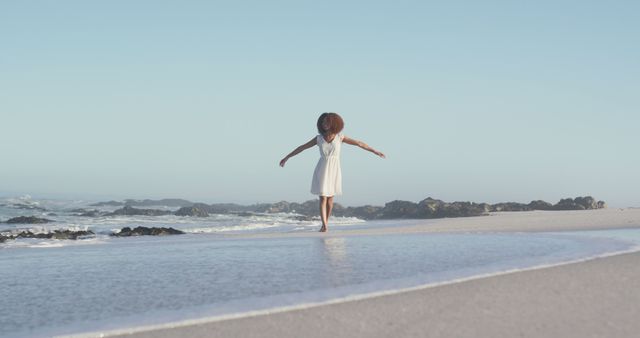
443;201;487;217
260;201;291;213
106;206;172;216
5;216;54;224
1;229;94;240
552;196;604;211
50;230;95;240
111;226;185;237
338;205;384;220
89;200;124;207
554;198;586;210
491;202;531;212
574;196;598;210
174;206;209;217
528;200;554;210
380;200;419;219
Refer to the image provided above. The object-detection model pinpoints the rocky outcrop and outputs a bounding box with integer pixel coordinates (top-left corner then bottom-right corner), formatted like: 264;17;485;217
553;196;605;211
89;200;124;207
88;195;606;221
528;200;554;210
111;226;185;237
5;216;54;224
0;229;94;241
174;206;209;217
106;206;172;216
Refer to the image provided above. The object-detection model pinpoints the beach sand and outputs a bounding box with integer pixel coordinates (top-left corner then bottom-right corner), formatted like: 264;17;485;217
103;209;640;338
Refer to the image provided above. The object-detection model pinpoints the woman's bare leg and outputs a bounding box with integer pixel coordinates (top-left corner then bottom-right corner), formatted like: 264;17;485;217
319;196;328;232
326;196;334;220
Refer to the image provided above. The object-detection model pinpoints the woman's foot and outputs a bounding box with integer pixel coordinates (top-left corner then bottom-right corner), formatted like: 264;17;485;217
319;225;328;232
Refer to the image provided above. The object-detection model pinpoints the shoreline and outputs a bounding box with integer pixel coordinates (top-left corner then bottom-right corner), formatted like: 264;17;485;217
65;242;640;338
61;208;640;338
104;249;640;338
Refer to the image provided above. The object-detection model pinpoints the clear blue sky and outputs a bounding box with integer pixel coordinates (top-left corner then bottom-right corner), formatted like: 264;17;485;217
1;1;638;207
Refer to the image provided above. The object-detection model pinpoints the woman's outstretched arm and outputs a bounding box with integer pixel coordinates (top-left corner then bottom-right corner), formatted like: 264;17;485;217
279;137;317;167
343;136;386;158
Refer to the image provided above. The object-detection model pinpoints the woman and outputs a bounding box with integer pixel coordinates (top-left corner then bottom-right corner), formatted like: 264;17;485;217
279;112;386;232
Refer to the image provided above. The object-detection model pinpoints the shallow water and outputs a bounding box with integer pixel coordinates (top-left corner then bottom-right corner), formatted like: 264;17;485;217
2;227;640;337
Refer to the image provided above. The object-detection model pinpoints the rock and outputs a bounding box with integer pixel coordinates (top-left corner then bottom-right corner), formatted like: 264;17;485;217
50;230;94;240
89;200;124;207
528;200;554;210
0;235;7;243
174;206;209;217
380;200;419;219
0;229;95;240
574;196;598;210
261;201;291;213
553;197;587;210
491;202;531;212
289;200;323;216
106;206;172;216
111;226;185;237
442;201;487;217
339;205;384;220
417;197;446;217
550;196;604;210
5;216;54;224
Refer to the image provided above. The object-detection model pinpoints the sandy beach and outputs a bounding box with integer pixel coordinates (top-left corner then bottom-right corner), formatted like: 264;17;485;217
88;209;640;338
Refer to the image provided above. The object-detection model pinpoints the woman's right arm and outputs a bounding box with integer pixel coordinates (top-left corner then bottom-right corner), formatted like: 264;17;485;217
280;137;317;167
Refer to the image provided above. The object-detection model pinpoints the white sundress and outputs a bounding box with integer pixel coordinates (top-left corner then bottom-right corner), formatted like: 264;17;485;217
310;133;343;197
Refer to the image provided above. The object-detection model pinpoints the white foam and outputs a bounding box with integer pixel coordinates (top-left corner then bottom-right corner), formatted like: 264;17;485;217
2;237;107;249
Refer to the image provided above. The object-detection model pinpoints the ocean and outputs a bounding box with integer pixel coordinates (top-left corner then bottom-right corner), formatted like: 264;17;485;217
2;196;639;337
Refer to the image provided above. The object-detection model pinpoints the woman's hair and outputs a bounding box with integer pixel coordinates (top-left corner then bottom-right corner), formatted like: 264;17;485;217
316;112;344;135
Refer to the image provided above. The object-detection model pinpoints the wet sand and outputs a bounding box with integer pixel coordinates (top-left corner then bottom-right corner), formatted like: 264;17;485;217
74;208;640;338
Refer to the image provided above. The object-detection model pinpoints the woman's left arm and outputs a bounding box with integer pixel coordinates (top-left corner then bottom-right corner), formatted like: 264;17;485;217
343;136;386;158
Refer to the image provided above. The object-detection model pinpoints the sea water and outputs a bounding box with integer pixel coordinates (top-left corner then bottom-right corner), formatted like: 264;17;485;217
1;196;640;337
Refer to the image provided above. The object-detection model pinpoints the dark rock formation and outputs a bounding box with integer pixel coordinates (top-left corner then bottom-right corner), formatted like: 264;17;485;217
337;205;384;220
379;200;420;219
528;200;554;210
50;230;95;240
174;206;209;217
0;229;94;242
89;200;124;207
491;202;531;212
87;195;607;221
5;216;54;224
111;226;185;237
106;206;172;216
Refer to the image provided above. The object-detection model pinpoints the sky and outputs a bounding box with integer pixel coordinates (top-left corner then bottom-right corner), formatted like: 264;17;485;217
1;1;638;207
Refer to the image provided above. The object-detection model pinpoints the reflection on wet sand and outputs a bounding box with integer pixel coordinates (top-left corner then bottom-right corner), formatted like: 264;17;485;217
319;237;353;285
